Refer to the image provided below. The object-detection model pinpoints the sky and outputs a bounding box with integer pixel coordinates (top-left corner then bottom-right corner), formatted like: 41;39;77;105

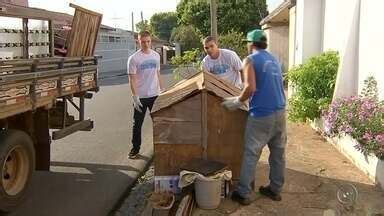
29;0;180;30
28;0;282;31
267;0;283;11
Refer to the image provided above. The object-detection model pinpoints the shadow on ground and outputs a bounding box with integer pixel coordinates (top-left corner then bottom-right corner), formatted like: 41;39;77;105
194;162;384;216
6;161;150;216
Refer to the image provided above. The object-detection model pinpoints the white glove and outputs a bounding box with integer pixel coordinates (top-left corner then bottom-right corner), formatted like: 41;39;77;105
221;96;243;111
132;95;143;112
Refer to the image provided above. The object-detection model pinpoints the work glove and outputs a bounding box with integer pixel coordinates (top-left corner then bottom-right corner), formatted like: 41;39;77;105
221;96;243;111
133;95;143;113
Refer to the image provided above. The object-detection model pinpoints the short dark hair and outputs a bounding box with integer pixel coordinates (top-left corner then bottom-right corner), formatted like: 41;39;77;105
252;36;268;49
138;30;151;38
203;36;217;44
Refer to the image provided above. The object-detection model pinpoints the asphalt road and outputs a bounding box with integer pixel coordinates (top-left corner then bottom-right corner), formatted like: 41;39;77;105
7;70;176;216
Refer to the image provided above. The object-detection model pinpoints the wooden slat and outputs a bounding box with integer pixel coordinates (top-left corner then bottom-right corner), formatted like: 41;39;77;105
22;18;28;59
201;90;208;158
152;93;201;122
48;20;54;57
153;94;201;144
0;2;59;20
66;5;102;57
153;121;201;144
152;71;245;113
206;93;247;179
69;3;103;17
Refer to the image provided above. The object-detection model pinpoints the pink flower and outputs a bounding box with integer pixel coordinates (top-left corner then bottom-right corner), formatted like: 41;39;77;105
363;132;373;141
375;134;384;144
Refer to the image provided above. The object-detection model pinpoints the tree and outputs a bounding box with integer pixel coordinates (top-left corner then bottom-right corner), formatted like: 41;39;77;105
135;20;151;32
170;25;202;52
218;30;247;58
150;12;178;41
176;0;210;36
176;0;268;36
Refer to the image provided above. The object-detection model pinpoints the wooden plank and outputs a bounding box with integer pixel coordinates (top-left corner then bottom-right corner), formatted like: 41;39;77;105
153;121;201;145
154;144;203;176
0;2;59;20
205;82;248;111
152;72;245;114
152;93;201;122
153;93;202;144
206;94;247;179
66;6;102;57
22;18;28;59
203;72;242;95
201;90;208;159
51;120;93;140
33;108;51;170
48;20;54;57
69;3;103;17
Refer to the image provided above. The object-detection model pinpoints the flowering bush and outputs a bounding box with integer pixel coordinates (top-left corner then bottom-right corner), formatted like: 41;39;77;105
323;77;384;159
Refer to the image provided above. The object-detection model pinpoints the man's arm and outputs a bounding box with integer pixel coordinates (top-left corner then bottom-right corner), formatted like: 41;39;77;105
157;69;163;91
129;74;138;95
239;57;256;102
231;51;244;80
221;57;256;111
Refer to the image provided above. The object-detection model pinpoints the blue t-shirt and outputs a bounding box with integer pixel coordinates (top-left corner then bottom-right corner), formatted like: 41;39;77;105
248;49;286;118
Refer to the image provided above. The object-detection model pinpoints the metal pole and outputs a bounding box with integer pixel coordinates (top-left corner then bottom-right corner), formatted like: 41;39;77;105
210;0;218;38
131;12;134;32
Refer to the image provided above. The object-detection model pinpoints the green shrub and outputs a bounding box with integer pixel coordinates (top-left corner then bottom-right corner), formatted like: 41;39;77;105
170;48;201;66
218;30;247;58
286;51;339;122
170;48;202;81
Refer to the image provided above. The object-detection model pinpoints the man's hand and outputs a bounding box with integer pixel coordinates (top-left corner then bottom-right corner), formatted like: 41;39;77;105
132;95;143;112
221;96;243;111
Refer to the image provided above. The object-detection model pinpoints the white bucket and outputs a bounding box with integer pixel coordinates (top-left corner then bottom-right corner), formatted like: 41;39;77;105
194;176;222;209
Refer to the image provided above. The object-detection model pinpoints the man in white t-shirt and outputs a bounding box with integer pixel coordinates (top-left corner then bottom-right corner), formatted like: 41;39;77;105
127;30;162;159
202;36;243;88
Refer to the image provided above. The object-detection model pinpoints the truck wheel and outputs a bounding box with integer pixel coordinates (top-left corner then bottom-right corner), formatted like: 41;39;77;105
0;130;35;212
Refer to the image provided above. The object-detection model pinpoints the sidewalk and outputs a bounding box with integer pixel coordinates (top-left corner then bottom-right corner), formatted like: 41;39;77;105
194;122;384;215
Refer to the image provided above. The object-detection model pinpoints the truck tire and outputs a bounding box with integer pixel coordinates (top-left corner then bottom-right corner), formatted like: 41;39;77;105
0;130;35;212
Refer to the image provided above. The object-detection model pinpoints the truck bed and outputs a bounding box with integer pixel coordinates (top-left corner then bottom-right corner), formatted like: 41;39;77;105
0;56;99;120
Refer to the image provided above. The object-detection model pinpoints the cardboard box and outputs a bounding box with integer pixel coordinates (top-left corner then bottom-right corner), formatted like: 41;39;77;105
154;176;181;194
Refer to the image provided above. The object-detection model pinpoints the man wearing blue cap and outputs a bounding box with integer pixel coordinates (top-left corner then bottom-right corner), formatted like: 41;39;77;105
222;29;286;205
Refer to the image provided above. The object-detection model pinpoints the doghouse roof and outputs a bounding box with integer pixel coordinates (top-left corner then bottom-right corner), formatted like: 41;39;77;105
152;72;247;113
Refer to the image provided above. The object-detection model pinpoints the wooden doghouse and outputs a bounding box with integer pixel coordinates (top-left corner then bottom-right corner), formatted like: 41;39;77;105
151;72;247;179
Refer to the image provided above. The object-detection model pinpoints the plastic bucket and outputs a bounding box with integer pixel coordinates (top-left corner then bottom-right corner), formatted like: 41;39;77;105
194;176;222;209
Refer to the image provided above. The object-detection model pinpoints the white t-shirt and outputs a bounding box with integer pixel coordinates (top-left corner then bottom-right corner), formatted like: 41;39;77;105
127;49;161;98
202;49;243;88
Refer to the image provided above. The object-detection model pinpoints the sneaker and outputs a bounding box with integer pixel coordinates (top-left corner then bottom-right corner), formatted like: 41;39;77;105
129;148;139;159
259;186;282;201
231;191;252;205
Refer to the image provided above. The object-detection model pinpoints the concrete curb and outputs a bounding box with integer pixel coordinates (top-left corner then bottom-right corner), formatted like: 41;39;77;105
108;152;154;216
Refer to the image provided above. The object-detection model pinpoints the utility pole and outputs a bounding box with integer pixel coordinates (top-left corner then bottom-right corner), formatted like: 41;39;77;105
140;11;144;23
131;12;134;32
210;0;218;38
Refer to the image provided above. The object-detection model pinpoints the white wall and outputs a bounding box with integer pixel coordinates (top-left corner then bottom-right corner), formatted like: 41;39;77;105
358;0;384;100
294;0;323;65
323;0;383;100
288;6;296;69
323;0;360;99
